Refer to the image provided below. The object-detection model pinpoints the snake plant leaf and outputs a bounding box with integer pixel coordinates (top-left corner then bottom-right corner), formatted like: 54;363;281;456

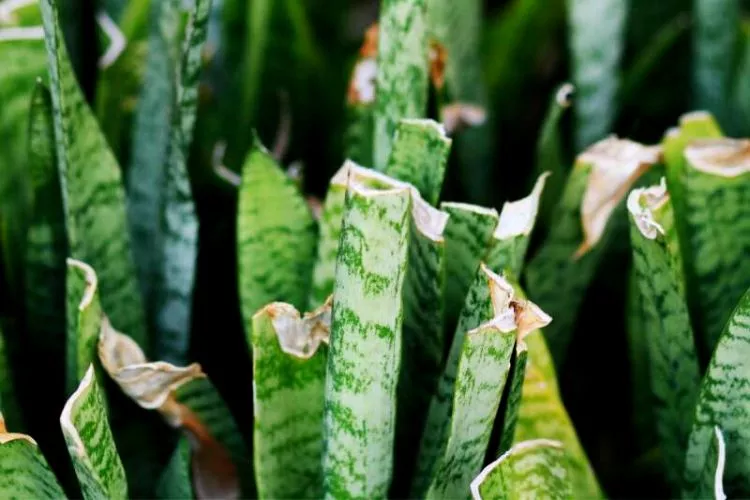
688;427;728;500
24;81;67;385
344;23;377;167
684;287;750;497
471;439;572;500
0;328;21;431
155;436;193;500
60;365;128;500
734;27;750;135
627;180;701;490
373;0;429;170
65;259;103;395
156;0;211;364
693;0;742;126
485;173;548;278
412;266;551;499
0;421;66;499
672;137;750;356
322;181;411;499
513;331;602;498
383;118;452;205
39;0;148;348
238;139;317;325
251;301;330;499
567;0;627;150
126;0;182;326
441;202;499;336
525;137;660;366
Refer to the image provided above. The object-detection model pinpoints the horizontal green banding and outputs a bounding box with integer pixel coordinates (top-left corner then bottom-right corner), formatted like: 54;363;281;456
471;439;572;500
238;140;317;323
155;437;193;500
441;202;499;337
156;0;211;364
252;306;327;499
628;182;701;491
513;331;601;498
65;259;104;395
373;0;429;170
61;365;128;500
0;439;66;499
683;287;750;497
322;183;411;499
383;118;452;205
40;0;148;349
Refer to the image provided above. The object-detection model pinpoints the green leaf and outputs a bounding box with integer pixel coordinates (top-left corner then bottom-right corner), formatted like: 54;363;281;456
693;0;742;126
689;426;728;500
512;331;602;497
65;259;103;395
484;173;548;279
525;137;659;366
126;0;182;328
373;0;429;170
734;27;750;135
383;118;452;205
567;0;627;150
471;439;572;500
156;0;211;364
0;429;65;499
412;266;550;498
237;140;317;322
154;437;193;500
496;341;529;456
441;202;499;336
251;302;328;499
0;329;21;431
39;0;148;348
322;180;411;499
60;365;128;500
627;180;701;490
684;287;750;496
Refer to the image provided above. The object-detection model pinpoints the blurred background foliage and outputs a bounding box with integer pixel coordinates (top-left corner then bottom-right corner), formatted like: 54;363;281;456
0;0;748;496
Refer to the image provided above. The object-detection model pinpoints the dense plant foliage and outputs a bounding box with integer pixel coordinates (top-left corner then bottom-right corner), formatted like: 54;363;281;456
0;0;748;498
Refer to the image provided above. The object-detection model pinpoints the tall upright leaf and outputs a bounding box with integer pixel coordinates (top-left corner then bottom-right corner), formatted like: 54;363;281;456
39;0;147;347
373;0;429;170
156;0;211;363
567;0;627;150
0;329;21;431
65;259;103;395
322;181;411;499
0;424;65;499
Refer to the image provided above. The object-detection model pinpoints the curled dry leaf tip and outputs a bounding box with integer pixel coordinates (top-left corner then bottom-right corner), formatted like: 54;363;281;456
627;177;669;239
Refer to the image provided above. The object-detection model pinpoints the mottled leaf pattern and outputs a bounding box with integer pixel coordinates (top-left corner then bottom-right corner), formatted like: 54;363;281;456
65;259;103;394
0;436;65;499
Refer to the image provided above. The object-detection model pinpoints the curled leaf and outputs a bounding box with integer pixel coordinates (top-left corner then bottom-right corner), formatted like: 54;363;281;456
262;297;332;359
684;138;750;177
627;177;669;239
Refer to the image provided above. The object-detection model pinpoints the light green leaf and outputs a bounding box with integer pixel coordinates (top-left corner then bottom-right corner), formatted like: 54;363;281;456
690;427;728;500
322;180;411;499
567;0;627;150
471;439;572;500
39;0;148;348
373;0;429;170
155;437;193;500
627;180;701;490
251;302;329;499
156;0;211;364
61;365;128;500
684;287;750;497
65;259;103;395
237;139;317;323
383;118;452;205
0;427;65;499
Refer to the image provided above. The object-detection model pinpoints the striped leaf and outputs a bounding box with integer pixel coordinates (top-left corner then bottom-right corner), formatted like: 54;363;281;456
61;365;128;500
126;0;182;327
373;0;429;170
525;137;659;366
412;266;551;498
156;0;211;364
484;173;548;279
690;427;728;500
39;0;148;348
251;301;329;499
684;287;750;497
322;180;411;498
441;202;499;336
155;437;193;500
237;139;317;323
567;0;627;150
65;259;103;395
513;331;602;498
693;0;742;126
344;23;377;167
627;180;701;490
471;440;572;500
0;425;65;499
383;118;452;205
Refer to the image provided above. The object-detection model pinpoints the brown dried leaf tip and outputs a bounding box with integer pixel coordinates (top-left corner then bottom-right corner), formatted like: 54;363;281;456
348;23;379;105
428;38;447;91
